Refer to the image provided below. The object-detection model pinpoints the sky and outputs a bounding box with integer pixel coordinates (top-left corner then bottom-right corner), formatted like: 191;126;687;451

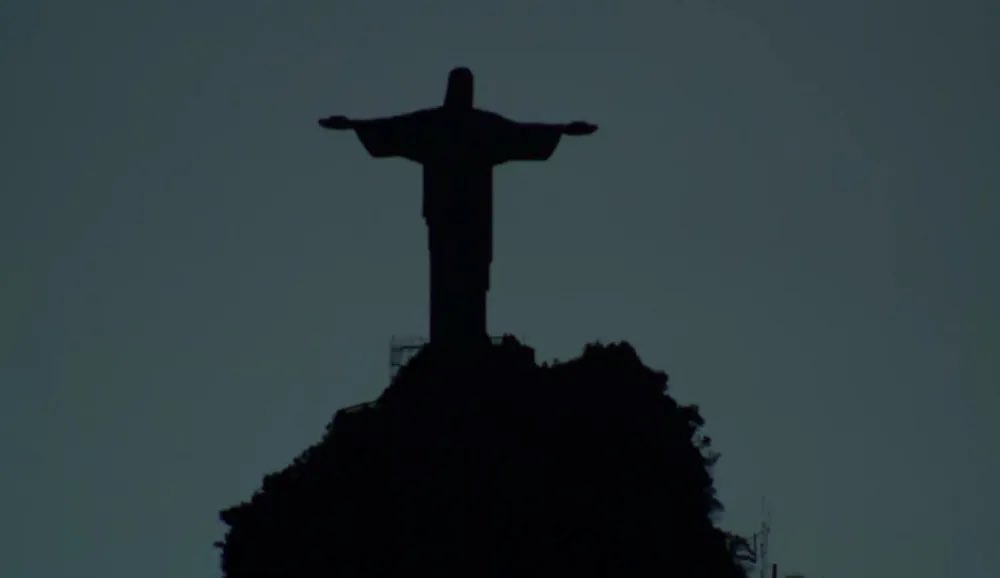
1;1;997;577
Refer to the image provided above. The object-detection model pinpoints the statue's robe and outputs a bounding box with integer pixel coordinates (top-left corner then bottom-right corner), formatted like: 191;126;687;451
349;108;565;345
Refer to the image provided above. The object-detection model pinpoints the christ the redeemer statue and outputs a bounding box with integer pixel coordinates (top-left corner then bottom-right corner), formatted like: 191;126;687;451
319;67;596;348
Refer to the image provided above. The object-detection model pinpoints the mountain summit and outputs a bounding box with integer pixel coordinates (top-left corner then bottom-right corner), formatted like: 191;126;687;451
218;337;749;577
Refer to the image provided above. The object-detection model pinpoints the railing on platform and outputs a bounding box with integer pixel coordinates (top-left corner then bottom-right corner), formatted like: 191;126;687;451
389;335;428;382
388;334;512;381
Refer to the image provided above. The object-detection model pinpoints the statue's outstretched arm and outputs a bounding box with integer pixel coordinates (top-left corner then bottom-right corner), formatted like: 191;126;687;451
318;115;357;130
318;111;433;130
562;121;598;136
318;110;433;162
511;120;597;136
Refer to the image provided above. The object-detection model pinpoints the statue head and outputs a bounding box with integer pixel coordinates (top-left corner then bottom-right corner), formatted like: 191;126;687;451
444;67;474;109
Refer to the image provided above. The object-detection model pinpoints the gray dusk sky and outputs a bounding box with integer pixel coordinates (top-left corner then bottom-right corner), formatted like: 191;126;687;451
2;1;998;577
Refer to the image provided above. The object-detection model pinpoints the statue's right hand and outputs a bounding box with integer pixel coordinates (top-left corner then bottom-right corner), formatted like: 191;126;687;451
563;121;598;136
318;115;353;129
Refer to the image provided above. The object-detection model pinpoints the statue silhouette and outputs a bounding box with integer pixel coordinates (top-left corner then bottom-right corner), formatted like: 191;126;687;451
319;67;597;347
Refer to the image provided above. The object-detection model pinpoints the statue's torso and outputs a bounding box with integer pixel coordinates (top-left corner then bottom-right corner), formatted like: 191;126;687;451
423;162;493;265
420;109;507;165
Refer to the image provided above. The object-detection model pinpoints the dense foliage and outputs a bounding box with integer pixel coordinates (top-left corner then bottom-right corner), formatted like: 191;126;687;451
219;338;748;578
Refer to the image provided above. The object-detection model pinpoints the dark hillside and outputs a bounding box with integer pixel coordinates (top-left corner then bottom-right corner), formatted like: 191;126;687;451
219;337;749;578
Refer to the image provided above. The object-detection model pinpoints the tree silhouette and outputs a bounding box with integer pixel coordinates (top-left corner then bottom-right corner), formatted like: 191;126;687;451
218;337;749;578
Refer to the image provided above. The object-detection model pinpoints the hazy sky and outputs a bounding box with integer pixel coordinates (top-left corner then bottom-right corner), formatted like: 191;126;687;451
2;1;997;577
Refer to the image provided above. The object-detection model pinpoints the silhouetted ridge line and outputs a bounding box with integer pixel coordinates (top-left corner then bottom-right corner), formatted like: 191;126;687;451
218;338;748;578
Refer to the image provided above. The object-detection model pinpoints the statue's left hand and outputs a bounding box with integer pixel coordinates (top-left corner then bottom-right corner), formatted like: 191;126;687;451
318;115;353;129
563;121;598;136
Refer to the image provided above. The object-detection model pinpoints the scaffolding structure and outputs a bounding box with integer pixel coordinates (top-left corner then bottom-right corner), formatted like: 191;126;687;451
755;498;772;578
389;335;428;382
731;497;773;578
388;334;513;381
